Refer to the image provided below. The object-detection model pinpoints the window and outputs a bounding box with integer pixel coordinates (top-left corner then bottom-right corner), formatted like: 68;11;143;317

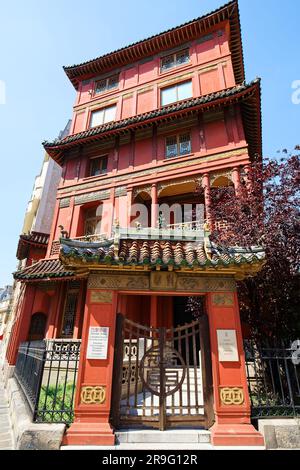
90;104;116;128
165;133;191;158
27;313;47;341
61;286;79;338
89;155;108;177
84;207;102;236
161;80;192;106
161;49;190;72
95;75;119;94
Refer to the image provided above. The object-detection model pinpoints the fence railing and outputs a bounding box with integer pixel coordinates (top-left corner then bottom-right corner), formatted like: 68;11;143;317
244;340;300;419
14;339;81;425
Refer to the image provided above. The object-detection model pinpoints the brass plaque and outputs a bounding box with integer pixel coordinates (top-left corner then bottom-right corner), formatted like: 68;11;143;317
220;387;244;405
80;385;106;405
90;290;113;304
212;292;234;306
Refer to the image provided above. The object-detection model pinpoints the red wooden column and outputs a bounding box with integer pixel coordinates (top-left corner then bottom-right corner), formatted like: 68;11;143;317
150;295;158;328
202;173;212;225
63;288;118;446
206;290;264;446
151;183;158;228
232;167;241;196
127;187;133;227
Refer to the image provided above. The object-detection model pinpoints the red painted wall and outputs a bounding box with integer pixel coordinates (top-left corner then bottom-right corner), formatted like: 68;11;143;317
70;24;235;134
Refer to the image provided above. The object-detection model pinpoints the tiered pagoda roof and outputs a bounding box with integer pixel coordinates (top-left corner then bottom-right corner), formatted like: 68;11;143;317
43;79;262;163
63;1;244;89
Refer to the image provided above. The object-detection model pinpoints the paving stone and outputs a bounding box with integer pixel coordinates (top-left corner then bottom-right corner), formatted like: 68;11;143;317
0;373;14;450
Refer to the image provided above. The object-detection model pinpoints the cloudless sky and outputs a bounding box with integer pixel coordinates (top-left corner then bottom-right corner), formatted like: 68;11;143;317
0;0;299;286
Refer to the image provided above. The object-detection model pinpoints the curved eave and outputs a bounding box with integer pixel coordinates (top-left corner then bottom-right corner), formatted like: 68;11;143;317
63;1;244;90
13;258;77;282
44;79;261;165
60;253;266;281
16;238;48;261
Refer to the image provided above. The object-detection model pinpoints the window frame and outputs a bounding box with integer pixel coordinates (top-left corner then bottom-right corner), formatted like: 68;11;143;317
160;48;190;73
83;206;103;236
160;80;193;107
165;132;192;159
94;74;119;95
89;154;108;177
89;104;117;128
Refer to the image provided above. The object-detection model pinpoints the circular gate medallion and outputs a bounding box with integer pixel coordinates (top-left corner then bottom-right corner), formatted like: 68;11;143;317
139;345;186;397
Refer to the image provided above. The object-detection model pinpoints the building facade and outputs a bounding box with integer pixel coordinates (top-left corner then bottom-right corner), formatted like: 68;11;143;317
0;286;13;339
6;1;266;447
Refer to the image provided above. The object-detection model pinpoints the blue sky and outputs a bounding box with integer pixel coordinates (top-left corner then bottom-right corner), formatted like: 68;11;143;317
0;0;299;286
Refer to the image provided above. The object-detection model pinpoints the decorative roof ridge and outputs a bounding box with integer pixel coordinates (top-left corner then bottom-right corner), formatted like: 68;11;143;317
59;235;265;257
59;235;266;278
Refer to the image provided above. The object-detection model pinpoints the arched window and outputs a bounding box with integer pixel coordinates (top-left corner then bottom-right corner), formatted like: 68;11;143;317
27;312;47;341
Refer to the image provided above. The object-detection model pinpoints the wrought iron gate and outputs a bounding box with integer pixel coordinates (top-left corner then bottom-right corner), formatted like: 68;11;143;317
111;314;214;430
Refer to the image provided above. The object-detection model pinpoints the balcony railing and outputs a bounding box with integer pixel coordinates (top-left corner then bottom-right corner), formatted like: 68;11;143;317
71;233;108;243
166;220;203;231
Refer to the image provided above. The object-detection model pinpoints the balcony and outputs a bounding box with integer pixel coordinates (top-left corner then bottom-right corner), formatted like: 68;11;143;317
116;220;205;242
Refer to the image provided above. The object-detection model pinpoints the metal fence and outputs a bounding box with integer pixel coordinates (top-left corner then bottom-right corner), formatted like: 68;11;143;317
244;340;300;419
14;339;81;425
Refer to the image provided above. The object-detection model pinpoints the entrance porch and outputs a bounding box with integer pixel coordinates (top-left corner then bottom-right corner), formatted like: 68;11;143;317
111;294;213;431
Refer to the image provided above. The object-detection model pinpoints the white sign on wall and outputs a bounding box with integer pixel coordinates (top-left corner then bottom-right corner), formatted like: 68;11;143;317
217;329;239;362
86;326;109;360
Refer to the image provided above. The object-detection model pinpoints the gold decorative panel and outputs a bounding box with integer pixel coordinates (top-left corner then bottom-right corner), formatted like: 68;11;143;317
212;292;235;306
88;272;236;293
220;387;244;405
177;276;236;293
90;290;113;304
80;386;106;405
150;271;177;290
88;273;149;290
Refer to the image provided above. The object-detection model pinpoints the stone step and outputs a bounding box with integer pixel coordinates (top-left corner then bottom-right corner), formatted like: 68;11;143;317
0;418;10;427
0;427;11;434
0;439;13;448
61;443;213;450
117;442;212;450
115;429;211;444
0;432;13;440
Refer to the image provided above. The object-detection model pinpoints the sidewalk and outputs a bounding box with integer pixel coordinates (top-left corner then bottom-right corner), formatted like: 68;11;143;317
0;370;14;450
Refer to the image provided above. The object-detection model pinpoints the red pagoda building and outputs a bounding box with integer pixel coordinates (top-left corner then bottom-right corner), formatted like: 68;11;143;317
6;1;266;447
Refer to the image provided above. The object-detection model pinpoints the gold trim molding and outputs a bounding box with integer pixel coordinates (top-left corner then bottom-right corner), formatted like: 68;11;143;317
58;147;248;196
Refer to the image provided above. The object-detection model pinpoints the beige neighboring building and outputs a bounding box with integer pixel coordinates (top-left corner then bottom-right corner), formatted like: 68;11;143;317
0;286;13;336
1;121;70;361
